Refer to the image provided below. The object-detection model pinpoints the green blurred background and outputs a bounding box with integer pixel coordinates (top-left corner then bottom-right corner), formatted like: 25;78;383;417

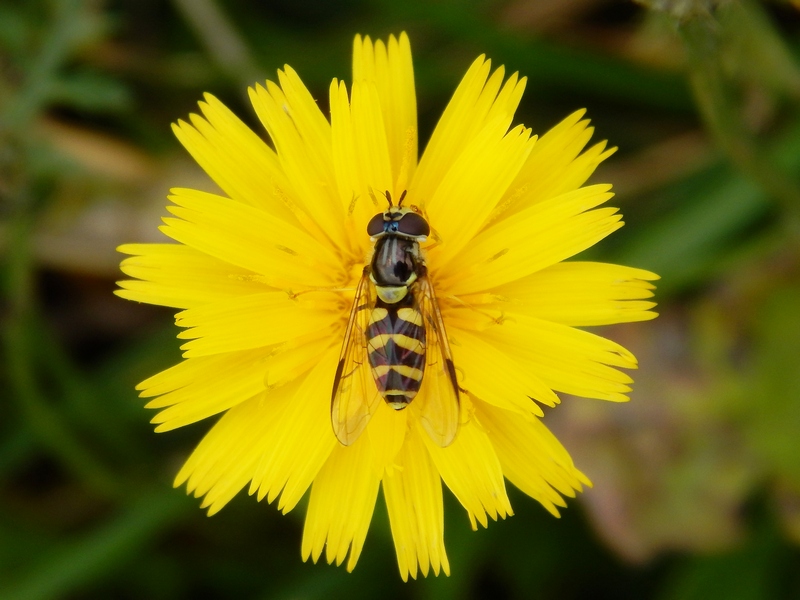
2;0;800;597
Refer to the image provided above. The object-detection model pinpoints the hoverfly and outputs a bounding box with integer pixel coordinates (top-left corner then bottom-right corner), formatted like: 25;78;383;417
331;191;460;447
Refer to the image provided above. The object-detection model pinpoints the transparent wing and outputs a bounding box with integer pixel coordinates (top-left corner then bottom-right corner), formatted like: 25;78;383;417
331;269;381;445
417;276;461;447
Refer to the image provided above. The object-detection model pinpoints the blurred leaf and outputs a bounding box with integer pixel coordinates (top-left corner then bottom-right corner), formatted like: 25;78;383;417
94;323;180;402
0;429;36;480
0;4;32;55
2;0;109;128
718;0;800;99
612;164;769;293
369;0;694;111
29;318;144;465
744;286;800;487
1;490;190;600
37;117;155;181
551;312;758;562
773;482;800;546
658;517;783;600
613;116;800;293
0;510;59;586
636;0;723;20
171;0;265;86
679;5;800;229
48;71;132;113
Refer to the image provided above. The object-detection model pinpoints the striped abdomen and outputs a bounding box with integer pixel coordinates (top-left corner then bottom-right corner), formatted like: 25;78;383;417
365;302;426;409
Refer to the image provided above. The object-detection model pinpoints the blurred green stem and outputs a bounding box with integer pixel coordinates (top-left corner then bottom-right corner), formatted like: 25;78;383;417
3;489;189;600
32;318;142;464
3;213;122;500
1;0;87;132
373;0;693;112
171;0;264;86
679;9;800;238
0;429;36;480
1;0;125;499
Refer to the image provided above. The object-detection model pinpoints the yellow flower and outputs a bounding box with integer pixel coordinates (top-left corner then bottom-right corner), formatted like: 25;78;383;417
117;33;658;580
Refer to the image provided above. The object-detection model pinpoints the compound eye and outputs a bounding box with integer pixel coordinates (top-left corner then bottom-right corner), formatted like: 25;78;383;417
367;213;386;236
398;212;430;237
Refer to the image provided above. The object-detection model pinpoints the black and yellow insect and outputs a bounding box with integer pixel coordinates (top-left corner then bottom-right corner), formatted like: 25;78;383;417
331;192;460;447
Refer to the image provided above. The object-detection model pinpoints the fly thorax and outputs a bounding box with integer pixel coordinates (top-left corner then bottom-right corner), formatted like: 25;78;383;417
370;237;422;304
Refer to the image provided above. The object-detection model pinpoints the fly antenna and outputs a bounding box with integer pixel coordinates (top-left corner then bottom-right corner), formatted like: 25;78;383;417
398;190;408;207
383;190;393;208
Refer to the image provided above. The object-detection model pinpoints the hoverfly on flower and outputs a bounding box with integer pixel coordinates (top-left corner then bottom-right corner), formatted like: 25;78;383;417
332;190;460;447
116;32;659;580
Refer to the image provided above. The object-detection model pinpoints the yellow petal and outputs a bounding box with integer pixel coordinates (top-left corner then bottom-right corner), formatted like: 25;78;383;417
276;66;334;165
366;400;408;476
479;261;659;326
448;327;559;413
424;121;535;267
161;187;343;289
171;94;297;224
448;310;637;402
248;348;339;511
145;349;268;431
329;80;354;203
475;400;590;516
174;292;337;357
174;387;292;516
411;57;526;205
351;80;395;207
116;243;270;309
301;435;381;571
262;332;335;391
248;79;349;252
438;185;622;295
143;333;332;431
420;415;512;530
329;78;394;237
137;352;222;397
382;428;449;581
353;33;417;191
498;109;616;219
